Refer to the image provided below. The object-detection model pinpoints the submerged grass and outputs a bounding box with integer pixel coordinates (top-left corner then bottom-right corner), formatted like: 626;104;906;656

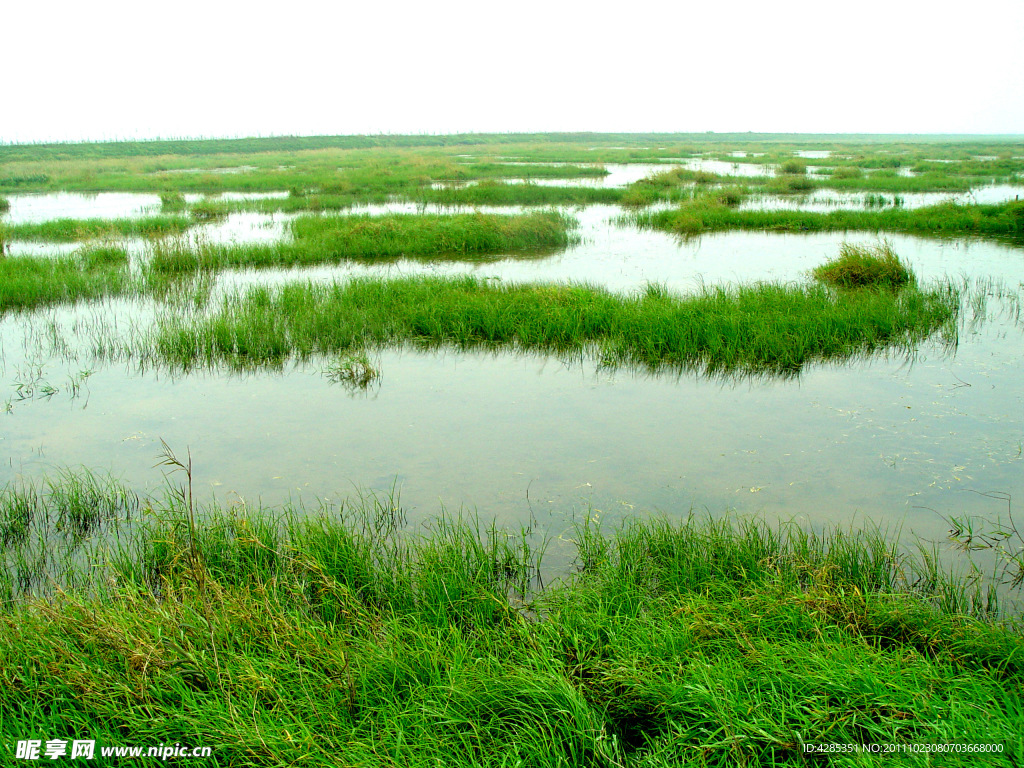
149;272;959;376
1;470;1022;766
3;215;194;243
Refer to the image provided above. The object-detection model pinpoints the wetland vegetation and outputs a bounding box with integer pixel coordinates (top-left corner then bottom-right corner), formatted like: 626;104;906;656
0;249;130;313
2;131;1024;764
147;272;959;377
2;468;1023;767
1;214;194;242
626;195;1024;240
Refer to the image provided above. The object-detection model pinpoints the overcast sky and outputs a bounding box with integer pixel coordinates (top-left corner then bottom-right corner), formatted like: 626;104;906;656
4;0;1023;144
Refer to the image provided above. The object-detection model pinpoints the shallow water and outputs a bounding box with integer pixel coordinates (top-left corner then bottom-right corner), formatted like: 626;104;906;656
2;177;1023;583
2;206;1022;552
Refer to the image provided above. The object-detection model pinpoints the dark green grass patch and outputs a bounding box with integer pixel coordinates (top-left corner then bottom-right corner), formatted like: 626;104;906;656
149;272;959;376
1;479;1022;767
3;215;194;243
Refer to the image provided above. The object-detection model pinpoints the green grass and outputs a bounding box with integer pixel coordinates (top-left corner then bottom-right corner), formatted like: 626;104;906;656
419;181;623;206
159;190;187;211
146;271;959;376
0;251;131;314
1;469;1022;767
627;198;1024;239
2;215;194;243
0;195;9;213
148;211;578;273
5;135;1018;204
813;242;913;290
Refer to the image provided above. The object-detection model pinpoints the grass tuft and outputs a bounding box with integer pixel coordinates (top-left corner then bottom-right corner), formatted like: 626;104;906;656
812;241;914;290
159;191;186;211
146;270;959;378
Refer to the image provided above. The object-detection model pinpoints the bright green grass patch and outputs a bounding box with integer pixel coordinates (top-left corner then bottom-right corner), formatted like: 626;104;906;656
813;241;914;290
626;198;1024;239
149;273;959;376
3;215;194;243
1;476;1022;766
290;210;578;256
148;211;578;272
0;252;130;314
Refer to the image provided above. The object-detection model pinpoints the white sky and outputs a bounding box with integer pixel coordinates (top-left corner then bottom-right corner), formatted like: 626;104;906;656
4;0;1023;143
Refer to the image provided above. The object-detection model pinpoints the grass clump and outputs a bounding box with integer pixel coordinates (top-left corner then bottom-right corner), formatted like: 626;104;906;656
147;211;578;273
420;181;622;206
0;196;9;213
1;474;1023;766
324;351;380;391
2;215;194;243
148;271;958;377
778;158;807;175
188;199;229;221
813;241;913;290
0;253;130;314
78;244;129;269
290;211;578;257
628;198;1024;240
159;190;187;211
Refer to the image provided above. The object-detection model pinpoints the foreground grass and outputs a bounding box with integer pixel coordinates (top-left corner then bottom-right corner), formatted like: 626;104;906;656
1;471;1021;766
626;198;1024;240
149;273;959;376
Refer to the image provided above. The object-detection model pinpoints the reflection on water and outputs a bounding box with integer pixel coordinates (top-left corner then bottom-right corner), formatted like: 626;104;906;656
1;192;163;223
